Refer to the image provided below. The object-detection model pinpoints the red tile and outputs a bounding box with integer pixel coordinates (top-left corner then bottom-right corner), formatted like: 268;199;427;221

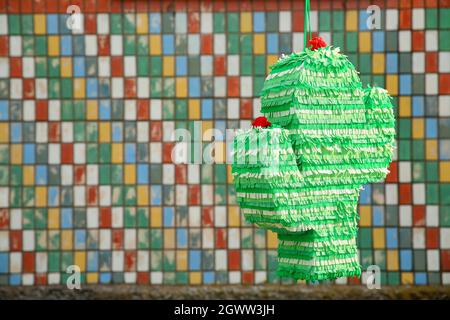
216;228;226;248
98;35;110;55
292;11;304;32
113;229;124;249
412;0;425;7
150;121;162;140
7;0;20;13
226;0;239;11
23;252;35;273
386;161;398;183
174;0;186;11
412;31;424;51
111;57;123;77
413;205;425;226
97;0;111;12
84;0;97;13
124;251;136;271
61;143;74;164
240;99;252;119
228;250;240;270
125;78;137;98
399;9;412;29
348;275;361;284
386;0;399;8
400;0;412;8
137;272;149;284
425;52;438;72
48;122;60;142
137;100;149;120
0;36;9;56
201;34;213;54
36;100;48;121
163;142;174;163
74;165;86;184
149;0;161;11
332;0;345;9
23;79;35;99
241;1;252;11
188;12;200;32
175;164;187;184
0;208;8;229
425;0;438;8
214;56;226;76
227;77;240;97
200;0;213;12
202;206;213;226
84;14;97;33
35;273;47;285
20;0;33;13
46;0;59;13
10;231;22;251
135;1;147;12
319;0;332;9
188;185;200;205
426;228;439;248
0;0;5;13
242;271;254;284
100;207;111;228
399;184;412;204
87;186;98;205
9;57;22;78
441;250;450;271
187;0;200;12
123;1;135;12
265;0;278;11
33;0;47;13
213;0;225;12
439;74;450;94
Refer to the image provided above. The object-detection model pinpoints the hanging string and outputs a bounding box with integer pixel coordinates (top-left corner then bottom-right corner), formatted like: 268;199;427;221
303;0;312;49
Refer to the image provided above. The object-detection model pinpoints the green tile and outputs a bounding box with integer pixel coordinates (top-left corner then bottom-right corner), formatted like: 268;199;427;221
439;9;450;28
124;35;136;55
213;13;225;32
8;15;21;34
227;13;239;33
398;119;411;139
333;11;344;31
241;55;253;75
398;140;411;160
227;33;239;54
319;11;331;31
440;206;450;226
266;12;279;32
426;8;438;28
110;14;123;34
346;32;358;52
21;14;33;34
412;140;424;160
240;34;252;54
412;162;425;182
441;184;450;205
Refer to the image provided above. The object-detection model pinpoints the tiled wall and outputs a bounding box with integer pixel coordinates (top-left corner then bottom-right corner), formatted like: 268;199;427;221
0;0;449;286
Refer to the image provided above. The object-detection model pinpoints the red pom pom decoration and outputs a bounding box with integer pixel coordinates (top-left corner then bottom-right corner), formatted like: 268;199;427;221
307;36;327;51
252;116;271;128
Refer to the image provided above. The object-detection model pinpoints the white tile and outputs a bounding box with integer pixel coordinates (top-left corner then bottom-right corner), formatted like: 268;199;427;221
48;143;61;164
23;230;35;251
97;14;109;34
35;78;47;99
0;58;9;78
427;250;440;271
229;271;241;284
188;207;201;227
227;55;240;76
112;207;123;228
279;11;291;32
112;251;124;272
150;142;162;163
73;186;85;206
227;98;240;119
86;208;99;228
441;228;450;249
61;165;73;186
215;250;227;270
99;186;111;206
137;251;149;271
188;34;200;55
202;228;214;248
99;229;111;250
309;10;318;31
124;56;136;76
187;164;200;183
22;57;35;78
48;273;60;285
255;271;267;284
241;76;253;97
150;272;163;284
412;8;425;30
35;123;48;143
0;188;8;207
22;274;34;286
214;34;226;54
137;77;149;98
84;35;98;55
398;161;411;182
61;122;74;143
10;209;22;230
242;249;254;270
0;231;9;251
292;32;304;52
110;35;123;55
399;205;412;226
150;99;162;119
386;9;398;30
36;252;48;273
48;100;60;121
124;229;136;249
425;30;438;51
439;52;450;72
86;164;98;185
111;77;124;98
398;30;411;52
175;12;187;33
413;228;425;249
0;14;7;35
214;206;227;227
137;122;149;142
425;74;438;95
214;77;226;97
175;185;187;205
228;228;240;249
23;101;35;121
10;79;23;99
124;99;136;120
200;55;213;76
10;252;22;273
162;121;175;142
439;96;450;117
426;205;439;227
98;57;110;76
412;52;425;73
200;12;213;33
162;164;175;184
202;184;214;205
9;36;22;57
444;273;450;285
412;183;425;204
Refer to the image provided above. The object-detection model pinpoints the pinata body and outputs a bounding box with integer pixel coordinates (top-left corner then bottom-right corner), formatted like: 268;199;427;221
232;46;395;281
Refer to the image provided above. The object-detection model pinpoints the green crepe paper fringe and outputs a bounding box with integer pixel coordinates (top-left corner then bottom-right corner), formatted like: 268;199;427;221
231;45;395;281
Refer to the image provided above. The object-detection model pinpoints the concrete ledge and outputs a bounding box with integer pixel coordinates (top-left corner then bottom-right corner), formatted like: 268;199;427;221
1;285;450;300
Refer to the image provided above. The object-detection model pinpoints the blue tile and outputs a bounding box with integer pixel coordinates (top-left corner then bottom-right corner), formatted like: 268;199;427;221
10;123;22;142
426;118;438;138
48;187;59;206
149;13;161;33
176;56;187;76
75;229;86;249
386;228;398;248
47;14;59;34
372;31;385;52
359;10;369;31
151;185;162;205
359;185;372;204
372;206;384;226
99;100;111;120
177;228;188;248
162;35;175;54
386;53;398;74
35;165;48;185
9;274;21;285
214;121;226;141
189;250;201;270
163;207;174;227
112;123;122;141
60;36;72;56
400;74;412;95
253;12;265;32
201;99;213;119
23;144;35;164
415;272;427;285
125;143;136;163
189;77;201;97
400;250;412;271
0;101;8;120
0;253;8;273
267;33;278;54
73;57;85;77
100;272;112;283
61;208;73;229
203;271;215;284
87;251;99;272
137;164;149;184
412;96;424;117
86;78;98;98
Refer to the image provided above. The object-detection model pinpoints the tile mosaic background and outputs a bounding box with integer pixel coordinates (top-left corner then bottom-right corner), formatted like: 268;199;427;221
0;0;449;286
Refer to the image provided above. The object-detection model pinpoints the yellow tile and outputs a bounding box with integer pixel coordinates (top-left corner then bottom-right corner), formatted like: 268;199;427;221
150;207;162;227
176;77;187;97
267;230;278;249
10;145;22;164
137;186;149;206
0;123;8;142
74;251;86;272
99;122;111;142
346;10;358;31
440;162;450;182
267;55;278;72
227;165;233;183
386;75;398;96
213;142;226;163
48;209;59;229
73;78;86;99
61;230;73;250
87;273;99;284
35;186;47;207
359;32;371;52
188;99;200;119
386;249;399;271
124;164;136;184
426;139;438;160
61;57;72;77
136;13;148;34
86;100;98;120
373;228;385;249
111;143;123;163
164;229;175;249
254;34;266;54
372;53;385;74
163;56;174;76
401;272;414;285
240;12;252;32
149;35;162;55
399;96;411;117
359;205;372;227
48;36;60;56
189;272;202;285
228;206;240;227
23;166;34;185
412;119;424;139
176;250;188;271
202;121;214;140
34;14;46;34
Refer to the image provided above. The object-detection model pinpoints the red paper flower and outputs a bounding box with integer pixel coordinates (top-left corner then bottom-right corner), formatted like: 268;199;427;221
307;36;327;51
252;116;271;128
